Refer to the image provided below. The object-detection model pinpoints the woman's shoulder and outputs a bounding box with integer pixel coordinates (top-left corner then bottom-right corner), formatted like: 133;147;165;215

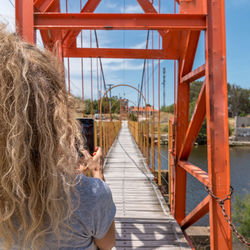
76;175;112;203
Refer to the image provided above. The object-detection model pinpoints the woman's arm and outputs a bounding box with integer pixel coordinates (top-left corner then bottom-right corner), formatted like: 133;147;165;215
79;148;116;249
79;147;105;180
94;221;116;250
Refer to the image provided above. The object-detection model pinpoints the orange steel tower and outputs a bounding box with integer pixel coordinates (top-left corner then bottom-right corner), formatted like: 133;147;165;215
15;0;232;249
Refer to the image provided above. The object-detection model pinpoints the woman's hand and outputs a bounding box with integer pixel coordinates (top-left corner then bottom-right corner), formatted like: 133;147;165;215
78;147;104;180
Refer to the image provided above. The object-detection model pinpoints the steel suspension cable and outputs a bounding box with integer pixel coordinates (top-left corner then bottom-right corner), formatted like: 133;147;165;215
93;30;110;120
174;0;177;117
157;0;162;186
67;59;70;95
146;49;150;165
151;29;155;171
94;30;107;92
66;0;70;95
100;64;103;100
147;59;149;107
96;50;100;114
90;30;93;117
137;30;150;110
80;0;84;117
8;0;14;8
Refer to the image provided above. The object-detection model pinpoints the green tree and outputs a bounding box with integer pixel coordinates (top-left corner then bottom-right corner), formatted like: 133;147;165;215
81;96;121;115
161;104;174;113
228;84;250;117
190;81;203;103
189;82;207;144
232;193;250;241
129;113;137;121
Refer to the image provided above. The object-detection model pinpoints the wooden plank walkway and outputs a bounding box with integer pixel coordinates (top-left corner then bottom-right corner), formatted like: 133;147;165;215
104;121;191;250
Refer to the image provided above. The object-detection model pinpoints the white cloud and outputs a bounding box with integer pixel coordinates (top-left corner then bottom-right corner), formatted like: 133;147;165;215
0;0;15;30
122;5;143;13
106;2;118;9
64;57;144;97
65;58;143;79
77;30;113;48
233;0;249;3
0;1;145;100
103;59;143;71
131;41;147;49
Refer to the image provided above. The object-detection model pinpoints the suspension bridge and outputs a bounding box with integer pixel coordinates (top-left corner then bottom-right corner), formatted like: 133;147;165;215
104;121;191;249
14;0;240;249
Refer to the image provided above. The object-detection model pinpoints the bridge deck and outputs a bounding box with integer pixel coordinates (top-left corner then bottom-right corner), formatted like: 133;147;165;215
104;121;191;250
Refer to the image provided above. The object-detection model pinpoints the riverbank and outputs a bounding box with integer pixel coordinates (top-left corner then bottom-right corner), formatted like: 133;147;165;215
149;133;250;146
229;140;250;146
185;226;248;250
153;145;250;219
155;145;250;250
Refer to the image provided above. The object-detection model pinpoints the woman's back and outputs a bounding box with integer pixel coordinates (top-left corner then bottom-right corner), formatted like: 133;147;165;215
0;24;115;250
44;175;115;250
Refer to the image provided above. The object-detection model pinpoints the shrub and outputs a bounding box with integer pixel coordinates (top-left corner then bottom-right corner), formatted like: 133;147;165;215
232;192;250;241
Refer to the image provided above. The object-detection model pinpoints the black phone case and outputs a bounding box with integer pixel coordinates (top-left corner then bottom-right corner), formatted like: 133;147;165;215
77;118;94;155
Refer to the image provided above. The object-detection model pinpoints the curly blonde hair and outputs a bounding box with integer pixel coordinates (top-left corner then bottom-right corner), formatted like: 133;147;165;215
0;25;84;249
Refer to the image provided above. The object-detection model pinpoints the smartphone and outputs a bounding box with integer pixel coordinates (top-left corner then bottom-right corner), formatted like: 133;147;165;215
77;118;94;155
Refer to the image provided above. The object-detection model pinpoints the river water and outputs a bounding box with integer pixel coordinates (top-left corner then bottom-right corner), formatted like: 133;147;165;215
153;145;250;226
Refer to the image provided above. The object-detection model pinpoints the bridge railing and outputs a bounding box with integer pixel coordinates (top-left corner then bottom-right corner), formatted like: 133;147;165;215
128;120;150;164
96;120;121;157
128;120;166;186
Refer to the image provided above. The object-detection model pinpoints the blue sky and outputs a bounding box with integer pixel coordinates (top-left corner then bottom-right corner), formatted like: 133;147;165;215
0;0;249;107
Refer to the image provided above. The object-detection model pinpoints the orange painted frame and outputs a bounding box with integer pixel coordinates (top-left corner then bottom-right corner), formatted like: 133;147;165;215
15;0;232;249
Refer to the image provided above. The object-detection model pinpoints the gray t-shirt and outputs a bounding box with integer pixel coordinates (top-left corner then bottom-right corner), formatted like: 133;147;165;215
45;174;116;250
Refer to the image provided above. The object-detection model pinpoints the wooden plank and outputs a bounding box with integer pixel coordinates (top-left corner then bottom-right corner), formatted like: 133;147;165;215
116;233;177;241
114;247;181;250
115;227;177;235
116;240;184;247
103;121;191;249
115;218;176;223
115;223;175;229
116;211;168;217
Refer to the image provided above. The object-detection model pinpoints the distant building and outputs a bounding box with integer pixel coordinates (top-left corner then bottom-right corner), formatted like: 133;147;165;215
234;116;250;141
130;106;158;116
120;99;129;120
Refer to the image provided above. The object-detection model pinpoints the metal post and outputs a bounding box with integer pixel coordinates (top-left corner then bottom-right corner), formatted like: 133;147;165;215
107;84;113;119
94;121;97;148
15;0;34;44
174;62;189;223
206;0;232;248
168;120;172;207
162;67;166;107
151;122;155;171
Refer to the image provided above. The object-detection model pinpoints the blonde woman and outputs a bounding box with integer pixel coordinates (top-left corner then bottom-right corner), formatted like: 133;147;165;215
0;25;115;250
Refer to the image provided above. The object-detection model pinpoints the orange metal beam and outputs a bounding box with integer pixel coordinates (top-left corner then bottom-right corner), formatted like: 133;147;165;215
174;30;200;225
180;195;210;230
79;0;101;12
206;0;232;248
34;13;207;30
34;0;61;51
162;30;179;52
181;31;201;76
63;0;101;47
15;0;34;43
181;64;205;83
63;0;170;47
63;48;177;59
136;0;167;38
174;63;189;224
34;0;59;12
178;81;206;160
178;161;209;186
